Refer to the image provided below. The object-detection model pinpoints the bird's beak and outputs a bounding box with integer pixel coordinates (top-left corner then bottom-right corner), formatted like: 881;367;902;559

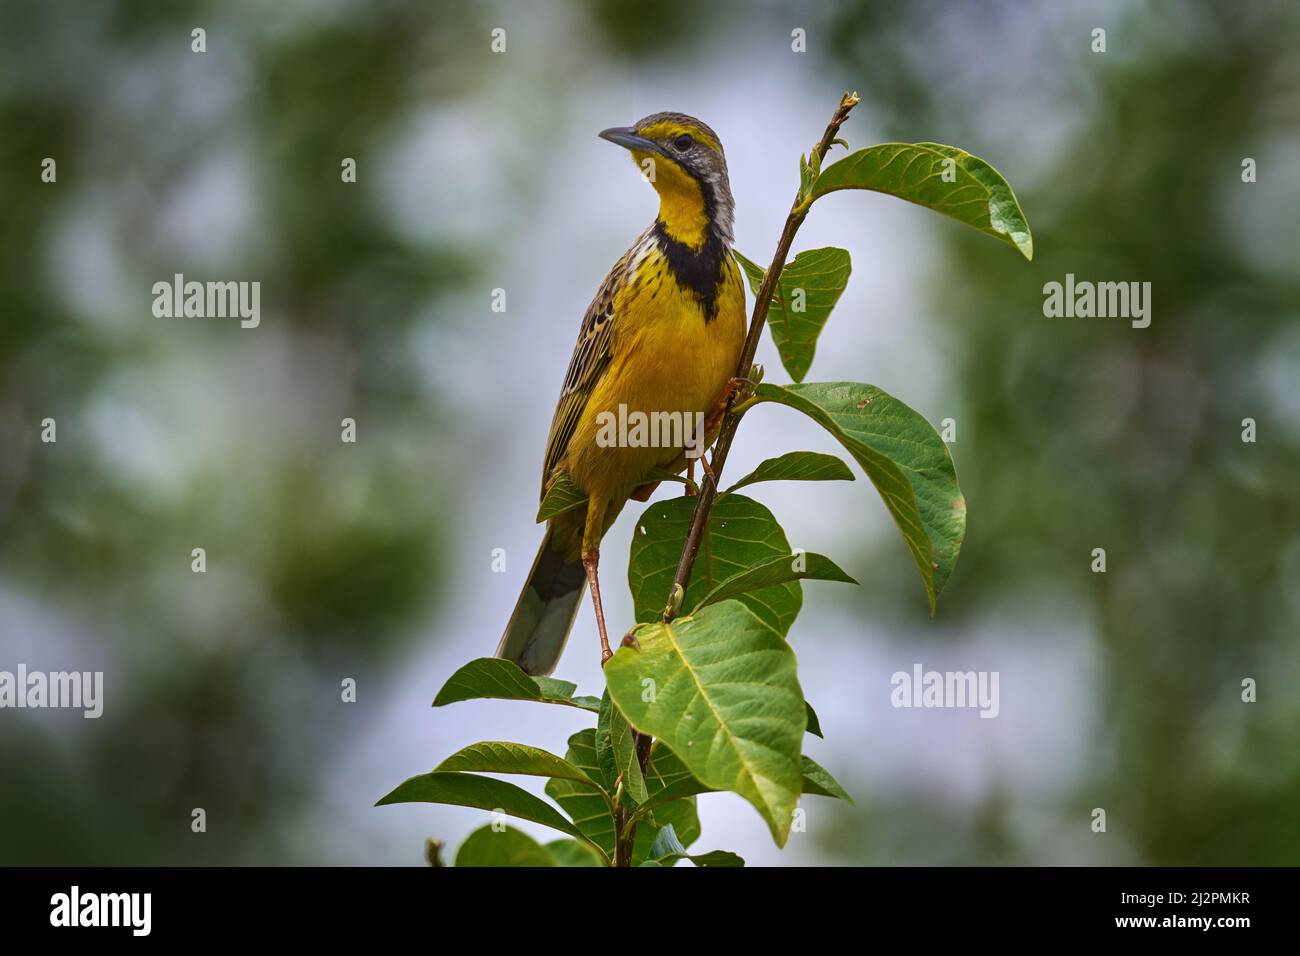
598;126;663;156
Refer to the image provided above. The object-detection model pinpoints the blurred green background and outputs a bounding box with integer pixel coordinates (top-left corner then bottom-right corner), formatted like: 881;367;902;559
1;0;1296;865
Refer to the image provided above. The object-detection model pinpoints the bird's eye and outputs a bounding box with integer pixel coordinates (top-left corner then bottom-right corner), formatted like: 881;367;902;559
672;134;694;152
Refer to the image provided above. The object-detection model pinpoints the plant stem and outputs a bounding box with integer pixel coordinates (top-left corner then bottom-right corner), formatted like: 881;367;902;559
662;91;860;623
613;94;860;867
611;91;857;868
613;805;632;867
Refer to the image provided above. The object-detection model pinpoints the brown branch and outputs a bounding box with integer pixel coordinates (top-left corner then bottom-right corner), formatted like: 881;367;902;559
613;804;633;867
612;93;860;866
613;718;657;867
662;91;860;622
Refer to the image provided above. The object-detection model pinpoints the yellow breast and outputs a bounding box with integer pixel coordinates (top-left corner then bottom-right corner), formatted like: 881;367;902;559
563;248;746;502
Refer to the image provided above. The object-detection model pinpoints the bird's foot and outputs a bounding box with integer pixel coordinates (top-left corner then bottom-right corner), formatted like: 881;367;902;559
705;365;763;433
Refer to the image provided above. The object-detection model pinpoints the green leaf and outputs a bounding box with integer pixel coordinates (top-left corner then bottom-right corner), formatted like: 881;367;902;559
432;658;601;713
635;773;712;818
455;824;555;867
678;850;745;867
592;700;618;793
605;600;806;846
692;552;856;614
917;143;1034;260
636;745;848;813
645;825;745;867
805;701;824;739
545;729;694;863
800;755;853;802
537;472;587;522
597;692;648;805
734;248;852;382
628;493;804;636
643;741;703;798
639;744;703;848
435;741;599;788
723;450;855;496
545;730;619;856
643;466;691;485
644;802;700;854
376;771;604;860
748;382;964;612
809;142;1033;261
532;677;601;710
543;839;605;867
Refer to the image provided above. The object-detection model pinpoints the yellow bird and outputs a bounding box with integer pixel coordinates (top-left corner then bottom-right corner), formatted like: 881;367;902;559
497;112;747;676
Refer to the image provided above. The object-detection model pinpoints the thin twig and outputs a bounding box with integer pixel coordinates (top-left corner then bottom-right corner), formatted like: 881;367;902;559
614;93;860;866
662;91;860;622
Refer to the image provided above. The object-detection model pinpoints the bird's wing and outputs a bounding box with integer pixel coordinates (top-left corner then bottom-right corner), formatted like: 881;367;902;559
540;241;642;499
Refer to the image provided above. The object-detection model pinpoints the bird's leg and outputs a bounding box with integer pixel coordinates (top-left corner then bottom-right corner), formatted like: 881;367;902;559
685;458;698;496
583;500;613;665
691;455;712;486
583;550;612;665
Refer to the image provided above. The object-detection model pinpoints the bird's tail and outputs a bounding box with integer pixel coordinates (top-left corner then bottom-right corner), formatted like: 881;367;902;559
496;528;586;677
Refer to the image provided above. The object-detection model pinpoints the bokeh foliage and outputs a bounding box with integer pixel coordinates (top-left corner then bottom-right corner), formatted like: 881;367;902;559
1;0;1296;865
819;0;1300;864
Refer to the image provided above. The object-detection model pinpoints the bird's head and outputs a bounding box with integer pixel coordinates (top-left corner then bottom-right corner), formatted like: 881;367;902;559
599;112;734;249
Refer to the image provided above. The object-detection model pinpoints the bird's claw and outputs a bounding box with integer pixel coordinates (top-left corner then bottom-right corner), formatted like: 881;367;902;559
730;364;763;404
